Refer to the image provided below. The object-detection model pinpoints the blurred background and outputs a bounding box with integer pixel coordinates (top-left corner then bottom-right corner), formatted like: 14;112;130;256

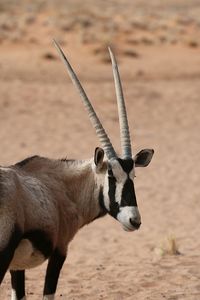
0;1;200;299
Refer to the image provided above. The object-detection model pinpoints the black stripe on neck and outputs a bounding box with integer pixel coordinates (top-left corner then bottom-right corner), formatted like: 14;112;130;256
108;175;119;218
98;186;106;211
93;186;107;221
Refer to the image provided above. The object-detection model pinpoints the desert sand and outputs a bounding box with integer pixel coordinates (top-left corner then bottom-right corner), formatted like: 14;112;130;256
0;1;200;299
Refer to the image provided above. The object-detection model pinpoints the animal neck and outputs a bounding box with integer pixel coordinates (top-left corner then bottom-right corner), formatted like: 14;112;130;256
62;159;107;227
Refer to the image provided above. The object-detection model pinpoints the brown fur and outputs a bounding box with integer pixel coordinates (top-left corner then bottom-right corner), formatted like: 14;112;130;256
0;156;105;257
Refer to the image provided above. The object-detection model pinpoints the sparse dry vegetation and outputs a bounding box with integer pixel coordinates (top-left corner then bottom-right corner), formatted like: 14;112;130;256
0;0;200;51
155;235;181;257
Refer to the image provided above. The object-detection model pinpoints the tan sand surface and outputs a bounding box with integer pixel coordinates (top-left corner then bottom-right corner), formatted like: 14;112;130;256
0;1;200;299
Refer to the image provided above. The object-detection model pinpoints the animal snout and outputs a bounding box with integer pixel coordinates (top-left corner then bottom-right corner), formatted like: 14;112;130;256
130;218;141;230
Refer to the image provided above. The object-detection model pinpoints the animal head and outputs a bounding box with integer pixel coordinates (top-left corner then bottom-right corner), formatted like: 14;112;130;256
54;41;154;232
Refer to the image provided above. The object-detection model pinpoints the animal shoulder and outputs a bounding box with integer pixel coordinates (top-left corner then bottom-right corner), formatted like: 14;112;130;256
12;155;62;175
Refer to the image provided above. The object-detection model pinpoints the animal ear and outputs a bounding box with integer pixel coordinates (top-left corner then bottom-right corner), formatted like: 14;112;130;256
134;149;154;167
94;147;104;168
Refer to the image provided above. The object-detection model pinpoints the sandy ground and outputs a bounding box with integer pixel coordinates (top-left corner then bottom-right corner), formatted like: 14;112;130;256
0;1;200;299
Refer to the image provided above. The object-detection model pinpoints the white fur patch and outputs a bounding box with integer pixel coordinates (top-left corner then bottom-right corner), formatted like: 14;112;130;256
11;289;26;300
10;239;45;270
103;176;110;211
110;160;126;181
117;206;141;231
115;180;125;204
103;159;127;209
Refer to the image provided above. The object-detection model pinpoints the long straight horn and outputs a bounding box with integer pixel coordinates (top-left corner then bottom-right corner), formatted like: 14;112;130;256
54;40;116;160
108;47;132;159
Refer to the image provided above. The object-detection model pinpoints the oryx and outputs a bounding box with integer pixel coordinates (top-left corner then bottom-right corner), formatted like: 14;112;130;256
0;42;154;299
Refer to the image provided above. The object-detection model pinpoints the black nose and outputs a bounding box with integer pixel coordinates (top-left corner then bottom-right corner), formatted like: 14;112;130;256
130;219;141;230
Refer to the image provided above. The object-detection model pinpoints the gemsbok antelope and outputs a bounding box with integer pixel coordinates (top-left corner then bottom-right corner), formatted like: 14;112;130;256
0;41;154;300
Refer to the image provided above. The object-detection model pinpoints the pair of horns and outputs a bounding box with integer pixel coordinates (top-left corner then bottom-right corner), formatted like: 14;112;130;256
54;40;132;160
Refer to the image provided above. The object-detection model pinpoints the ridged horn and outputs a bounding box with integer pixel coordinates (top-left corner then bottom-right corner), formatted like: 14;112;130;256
108;47;132;159
54;40;116;160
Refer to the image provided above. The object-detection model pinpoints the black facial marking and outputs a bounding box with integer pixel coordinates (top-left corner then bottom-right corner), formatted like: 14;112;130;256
15;156;39;168
0;224;22;284
23;230;53;259
117;158;134;174
130;219;141;229
10;270;25;299
43;248;66;296
108;173;119;218
121;178;137;207
107;158;138;215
